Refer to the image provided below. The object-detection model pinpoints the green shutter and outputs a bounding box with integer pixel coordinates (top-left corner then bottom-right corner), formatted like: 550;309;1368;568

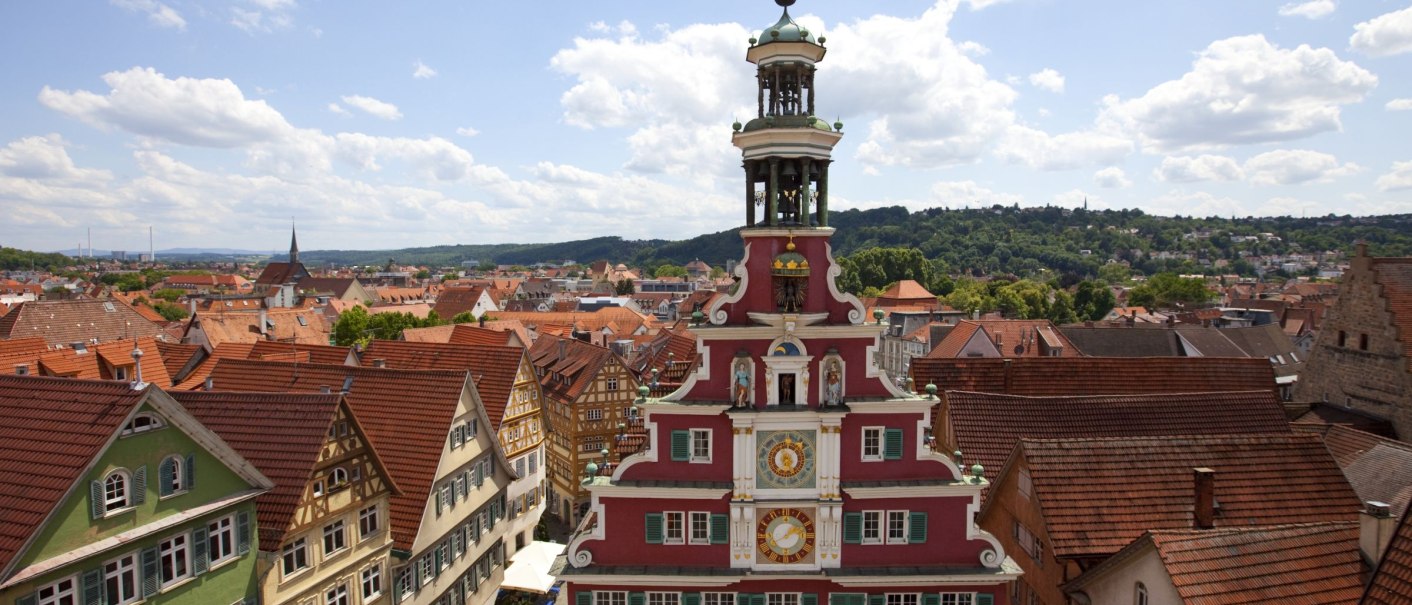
922;595;939;605
801;594;817;605
435;486;444;515
131;465;146;505
236;510;252;555
159;457;175;496
629;593;646;605
90;480;104;519
184;453;196;489
17;593;36;605
737;595;751;605
434;546;443;576
140;546;160;596
975;595;993;605
830;595;865;605
751;595;765;605
191;526;209;575
671;430;691;461
884;429;904;460
683;593;701;605
577;592;593;605
81;567;103;605
645;513;664;544
474;464;483;486
868;596;885;605
709;514;729;544
908;512;927;543
843;512;862;544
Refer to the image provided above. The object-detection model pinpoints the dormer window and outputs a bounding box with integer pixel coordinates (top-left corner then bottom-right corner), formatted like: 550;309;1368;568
121;412;165;436
115;366;128;381
330;467;349;487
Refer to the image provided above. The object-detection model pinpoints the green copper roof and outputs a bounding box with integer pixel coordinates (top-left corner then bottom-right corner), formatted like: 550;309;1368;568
741;115;835;133
758;8;816;45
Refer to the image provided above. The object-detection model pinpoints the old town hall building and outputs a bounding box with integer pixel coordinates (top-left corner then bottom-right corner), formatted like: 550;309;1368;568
561;2;1019;603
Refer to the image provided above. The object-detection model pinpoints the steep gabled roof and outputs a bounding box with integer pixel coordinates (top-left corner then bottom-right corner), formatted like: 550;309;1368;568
913;356;1278;397
0;300;166;347
1015;434;1360;560
529;335;619;402
202;358;472;549
253;261;309;286
1363;501;1412;605
447;324;516;347
928;320;1078;358
1058;327;1183;357
946;390;1290;487
1293;423;1412;516
360;341;524;428
1073;523;1364;605
174;391;399;551
432;286;488;319
0;338;47;358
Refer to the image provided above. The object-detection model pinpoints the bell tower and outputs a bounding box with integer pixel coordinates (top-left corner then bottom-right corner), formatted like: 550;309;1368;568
734;0;843;229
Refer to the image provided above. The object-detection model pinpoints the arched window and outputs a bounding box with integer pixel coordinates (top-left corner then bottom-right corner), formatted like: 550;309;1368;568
160;455;188;496
104;471;129;512
121;412;165;436
330;467;349;486
1135;582;1148;605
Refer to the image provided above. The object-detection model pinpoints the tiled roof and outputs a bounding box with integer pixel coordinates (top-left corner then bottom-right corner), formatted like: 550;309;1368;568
913;356;1278;397
0;376;149;574
185;308;331;348
1175;325;1248;357
630;327;698;395
31;337;174;386
368;303;435;319
173;391;385;551
400;324;457;343
0;338;49;357
1294;403;1398;438
447;325;516;347
493;307;649;337
529;335;620;402
1293;423;1412;516
929;321;983;358
1058;327;1183;357
876;280;935;304
432;287;487;319
946;390;1290;487
927;320;1079;358
0;300;166;347
1370;258;1412;373
1363;501;1412;605
360;341;524;428
1084;523;1365;605
296;277;363;299
153;341;204;386
1016;434;1361;560
202;358;470;550
253;261;308;286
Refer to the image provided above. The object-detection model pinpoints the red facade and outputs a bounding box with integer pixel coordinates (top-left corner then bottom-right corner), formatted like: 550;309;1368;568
561;2;1017;602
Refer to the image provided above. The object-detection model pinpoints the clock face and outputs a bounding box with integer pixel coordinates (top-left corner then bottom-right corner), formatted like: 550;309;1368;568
756;430;816;490
756;507;816;564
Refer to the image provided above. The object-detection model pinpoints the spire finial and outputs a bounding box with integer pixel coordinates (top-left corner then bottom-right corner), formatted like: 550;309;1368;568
289;219;300;265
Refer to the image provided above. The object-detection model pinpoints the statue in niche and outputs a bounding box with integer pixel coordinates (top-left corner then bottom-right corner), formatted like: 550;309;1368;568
825;361;842;406
734;360;751;408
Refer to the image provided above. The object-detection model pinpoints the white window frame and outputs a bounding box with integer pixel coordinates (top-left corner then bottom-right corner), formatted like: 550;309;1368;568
886;510;909;545
208;515;237;566
595;592;628;605
885;595;920;605
359;505;380;540
159;533;191;588
862;427;884;461
163;455;185;496
36;575;77;605
648;593;681;605
690;429;711;463
330;467;349;487
689;511;710;545
104;470;131;513
766;594;800;605
940;594;974;605
282;538;309;577
606;378;619;391
861;510;883;544
587;408;604;421
703;594;737;605
324;582;349;605
121;412;165;436
104;553;140;605
664;511;685;545
361;564;382;601
323;520;347;557
1135;583;1148;605
418;557;433;587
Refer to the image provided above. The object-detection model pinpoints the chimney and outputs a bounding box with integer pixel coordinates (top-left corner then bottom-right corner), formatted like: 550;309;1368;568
558;338;567;361
479;315;486;327
372;358;386;368
1361;501;1397;564
1193;467;1216;529
259;308;269;336
203;377;213;391
189;299;196;315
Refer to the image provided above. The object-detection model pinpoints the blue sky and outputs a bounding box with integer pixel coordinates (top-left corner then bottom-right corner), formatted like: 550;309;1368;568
1;0;1410;253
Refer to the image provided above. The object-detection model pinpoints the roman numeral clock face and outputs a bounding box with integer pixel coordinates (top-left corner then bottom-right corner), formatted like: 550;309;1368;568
756;507;816;564
756;429;816;490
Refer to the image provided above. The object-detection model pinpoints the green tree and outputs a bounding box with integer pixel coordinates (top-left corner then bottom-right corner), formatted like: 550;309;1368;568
614;278;635;296
653;264;687;279
1073;280;1116;321
332;306;372;346
1096;263;1131;285
414;269;432;280
710;266;726;279
450;311;476;324
152;302;189;321
152;288;184;302
1047;290;1079;324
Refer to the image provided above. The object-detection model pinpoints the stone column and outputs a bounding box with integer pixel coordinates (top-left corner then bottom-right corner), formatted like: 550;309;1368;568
818;161;830;227
744;161;756;227
767;159;779;227
799;158;813;227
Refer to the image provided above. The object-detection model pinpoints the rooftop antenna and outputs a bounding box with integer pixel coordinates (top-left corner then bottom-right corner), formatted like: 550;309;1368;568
129;340;147;390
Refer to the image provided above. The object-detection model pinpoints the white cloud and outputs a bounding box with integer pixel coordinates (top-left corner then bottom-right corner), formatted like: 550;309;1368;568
413;61;438;80
339;95;403;120
110;0;186;30
1351;6;1412;56
1377;161;1412;191
929;180;1025;209
1142;189;1249;217
231;0;296;34
1093;167;1131;188
1099;35;1376;152
1242;149;1361;185
1028;68;1065;93
1278;0;1335;19
957;41;989;56
1387;98;1412;111
456;126;480;137
994;124;1132;170
327;103;350;116
964;0;1012;10
1154;154;1244;183
1052;189;1104;210
0;134;112;182
331;134;473;180
39;67;293;148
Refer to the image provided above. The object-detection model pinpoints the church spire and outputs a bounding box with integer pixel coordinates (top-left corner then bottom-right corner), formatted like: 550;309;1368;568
289;222;300;265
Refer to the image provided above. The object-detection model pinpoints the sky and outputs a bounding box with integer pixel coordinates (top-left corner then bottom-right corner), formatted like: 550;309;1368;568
1;0;1411;254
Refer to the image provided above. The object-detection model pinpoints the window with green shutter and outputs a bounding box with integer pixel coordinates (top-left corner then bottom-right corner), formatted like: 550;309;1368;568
236;510;251;555
140;546;160;596
883;429;904;460
577;592;593;605
630;593;646;605
868;595;885;605
131;465;146;505
191;526;209;575
908;512;927;543
683;593;701;605
974;595;993;605
843;512;862;544
645;513;664;544
829;595;865;605
922;595;939;605
159;457;176;496
82;568;103;604
709;514;729;544
800;594;817;605
671;430;691;461
184;453;195;489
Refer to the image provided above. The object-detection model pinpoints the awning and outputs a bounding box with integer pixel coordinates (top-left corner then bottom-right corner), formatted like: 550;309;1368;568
500;541;567;594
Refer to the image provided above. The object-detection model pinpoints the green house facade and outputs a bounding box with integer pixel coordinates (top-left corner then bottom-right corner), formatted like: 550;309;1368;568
0;375;274;605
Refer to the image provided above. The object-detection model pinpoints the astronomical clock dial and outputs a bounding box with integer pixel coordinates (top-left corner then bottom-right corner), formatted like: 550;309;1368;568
756;429;816;490
756;507;816;564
